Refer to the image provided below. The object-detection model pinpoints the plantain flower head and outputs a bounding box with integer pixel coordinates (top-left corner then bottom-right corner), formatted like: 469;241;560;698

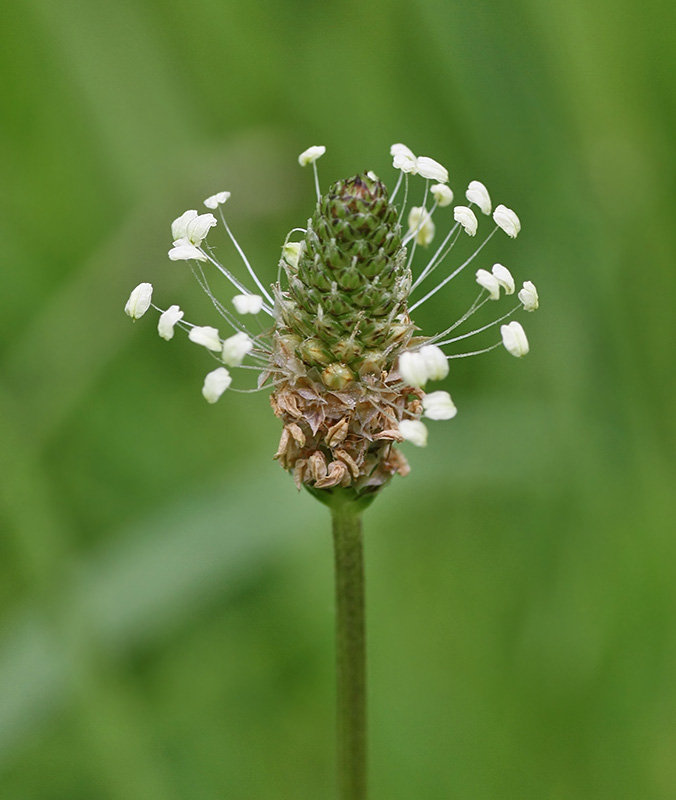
125;143;539;502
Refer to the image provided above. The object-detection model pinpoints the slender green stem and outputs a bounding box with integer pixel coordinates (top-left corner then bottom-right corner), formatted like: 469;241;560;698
331;498;367;800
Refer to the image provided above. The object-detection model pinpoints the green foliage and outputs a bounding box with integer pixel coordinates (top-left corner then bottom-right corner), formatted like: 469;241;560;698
1;0;676;798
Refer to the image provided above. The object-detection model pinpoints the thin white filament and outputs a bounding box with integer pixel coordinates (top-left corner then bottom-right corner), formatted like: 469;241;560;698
312;161;321;203
218;208;275;305
435;304;520;347
190;264;250;334
424;292;490;345
389;170;404;203
200;249;274;317
411;222;462;290
396;174;410;228
445;342;502;359
409;226;499;312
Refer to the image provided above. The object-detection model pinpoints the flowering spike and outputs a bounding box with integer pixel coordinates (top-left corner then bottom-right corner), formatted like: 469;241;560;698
124;283;153;320
125;142;538;499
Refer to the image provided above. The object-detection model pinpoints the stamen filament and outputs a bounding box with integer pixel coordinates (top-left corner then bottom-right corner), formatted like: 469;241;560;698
409;225;499;312
436;304;519;347
396;174;410;227
218;208;275;305
191;264;252;334
389;170;404;203
312;161;321;202
445;342;502;359
411;222;461;290
200;249;274;317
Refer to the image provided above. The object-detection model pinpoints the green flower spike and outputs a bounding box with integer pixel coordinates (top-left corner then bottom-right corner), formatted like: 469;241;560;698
124;143;539;503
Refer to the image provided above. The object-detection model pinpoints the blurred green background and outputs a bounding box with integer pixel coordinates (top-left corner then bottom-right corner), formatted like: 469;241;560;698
2;0;675;797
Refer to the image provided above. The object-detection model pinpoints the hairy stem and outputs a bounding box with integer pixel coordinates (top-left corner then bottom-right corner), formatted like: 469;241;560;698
331;498;367;800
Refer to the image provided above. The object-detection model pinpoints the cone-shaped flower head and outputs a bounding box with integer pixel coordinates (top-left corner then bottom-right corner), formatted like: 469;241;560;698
125;143;539;504
272;172;419;495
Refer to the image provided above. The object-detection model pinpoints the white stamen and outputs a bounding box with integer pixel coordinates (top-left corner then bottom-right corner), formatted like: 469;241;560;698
399;420;428;447
390;143;416;160
406;206;435;247
398;351;428;388
419;344;449;381
431;184;454;207
465;181;492;215
158;304;184;340
204;191;231;209
518;280;539;311
202;367;232;403
493;204;521;238
124;283;153;319
188;325;222;351
492;264;515;295
221;331;254;366
475;269;501;300
501;321;529;357
298;145;326;166
233;294;264;315
422;391;457;420
169;243;207;261
416;156;448;183
453;206;478;237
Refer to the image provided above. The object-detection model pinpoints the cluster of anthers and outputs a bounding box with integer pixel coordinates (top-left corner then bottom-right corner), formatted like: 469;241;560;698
125;144;538;498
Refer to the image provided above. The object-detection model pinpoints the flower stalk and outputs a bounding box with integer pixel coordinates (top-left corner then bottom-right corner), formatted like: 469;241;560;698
330;492;367;800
